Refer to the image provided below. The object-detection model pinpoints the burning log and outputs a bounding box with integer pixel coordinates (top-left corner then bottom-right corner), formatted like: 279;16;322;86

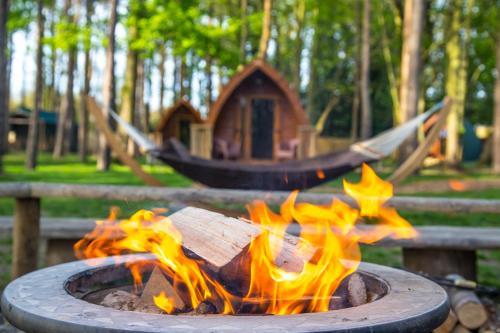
447;275;488;330
168;207;315;285
347;273;367;307
136;266;185;313
433;310;457;333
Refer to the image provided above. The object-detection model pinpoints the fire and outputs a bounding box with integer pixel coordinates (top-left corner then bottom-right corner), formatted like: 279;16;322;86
75;163;416;315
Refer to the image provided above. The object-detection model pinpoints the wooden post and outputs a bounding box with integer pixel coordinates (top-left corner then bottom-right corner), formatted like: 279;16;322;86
402;248;477;280
12;197;40;278
190;123;212;159
298;125;316;159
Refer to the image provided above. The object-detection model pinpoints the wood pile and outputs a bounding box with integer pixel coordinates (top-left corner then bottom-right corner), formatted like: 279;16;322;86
433;275;497;333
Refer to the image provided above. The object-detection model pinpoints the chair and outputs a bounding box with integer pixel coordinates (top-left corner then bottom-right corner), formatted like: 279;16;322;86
276;138;299;160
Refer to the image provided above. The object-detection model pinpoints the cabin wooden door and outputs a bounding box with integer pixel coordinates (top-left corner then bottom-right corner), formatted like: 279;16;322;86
179;119;191;149
251;99;274;159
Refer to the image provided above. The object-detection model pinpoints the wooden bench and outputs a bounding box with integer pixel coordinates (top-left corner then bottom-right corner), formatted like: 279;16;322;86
0;216;499;281
289;224;500;280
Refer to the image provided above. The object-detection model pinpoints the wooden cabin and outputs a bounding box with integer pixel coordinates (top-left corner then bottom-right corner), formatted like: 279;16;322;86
207;60;310;161
156;99;203;149
8;107;61;151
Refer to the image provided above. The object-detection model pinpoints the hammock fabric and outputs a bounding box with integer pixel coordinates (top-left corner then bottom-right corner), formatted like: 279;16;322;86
109;101;445;191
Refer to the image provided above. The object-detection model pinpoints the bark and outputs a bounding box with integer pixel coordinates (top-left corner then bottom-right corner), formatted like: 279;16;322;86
360;0;372;139
256;0;272;60
0;0;8;174
179;55;187;98
48;11;57;112
379;8;400;125
291;0;305;92
240;0;248;63
97;0;118;171
398;0;424;162
158;44;166;111
205;56;212;109
121;48;138;156
26;0;44;170
351;0;362;140
445;0;472;165
173;55;179;100
54;0;77;158
492;28;500;173
79;0;93;162
305;7;319;119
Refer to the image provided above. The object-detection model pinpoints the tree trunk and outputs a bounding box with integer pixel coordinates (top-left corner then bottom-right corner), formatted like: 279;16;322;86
306;6;319;119
48;10;57;112
351;0;362;140
257;0;272;60
79;0;93;162
54;0;77;158
292;0;305;93
26;0;44;170
205;56;213;109
445;0;472;165
179;55;187;98
360;0;372;139
492;27;500;173
379;6;400;126
398;0;424;162
121;49;138;156
97;0;118;171
158;44;166;111
240;0;248;63
0;0;8;175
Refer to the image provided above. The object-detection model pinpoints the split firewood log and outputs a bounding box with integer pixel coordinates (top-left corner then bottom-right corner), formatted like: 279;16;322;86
433;310;457;333
347;273;367;307
451;324;472;333
446;274;488;330
135;266;185;313
168;207;316;285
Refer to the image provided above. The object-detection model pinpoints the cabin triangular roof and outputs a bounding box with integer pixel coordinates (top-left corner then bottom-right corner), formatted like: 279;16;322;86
207;60;308;125
156;99;203;132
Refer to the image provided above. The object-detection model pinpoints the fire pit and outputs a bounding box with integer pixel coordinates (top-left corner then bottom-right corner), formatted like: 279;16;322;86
2;254;448;333
2;165;450;332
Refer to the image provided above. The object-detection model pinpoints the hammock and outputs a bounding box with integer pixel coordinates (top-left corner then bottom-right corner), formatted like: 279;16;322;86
109;101;446;190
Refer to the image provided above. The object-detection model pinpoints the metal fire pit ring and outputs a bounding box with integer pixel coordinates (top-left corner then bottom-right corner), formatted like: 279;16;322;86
2;254;449;333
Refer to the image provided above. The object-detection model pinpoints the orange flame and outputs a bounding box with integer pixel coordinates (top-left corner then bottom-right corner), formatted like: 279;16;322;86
448;180;466;192
75;163;416;315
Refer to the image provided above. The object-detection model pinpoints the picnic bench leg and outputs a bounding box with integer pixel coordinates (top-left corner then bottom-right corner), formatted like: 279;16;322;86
12;197;40;278
402;248;477;280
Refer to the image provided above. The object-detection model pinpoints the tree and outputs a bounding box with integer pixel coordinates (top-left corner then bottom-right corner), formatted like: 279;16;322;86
445;0;473;165
398;0;424;162
79;0;93;162
240;0;248;63
360;0;372;139
493;27;500;173
97;0;118;171
257;0;271;60
351;0;362;140
25;0;44;170
291;0;305;92
0;0;8;175
54;0;78;158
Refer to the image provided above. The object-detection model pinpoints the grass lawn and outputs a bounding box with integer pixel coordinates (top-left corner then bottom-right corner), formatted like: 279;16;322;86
0;152;499;288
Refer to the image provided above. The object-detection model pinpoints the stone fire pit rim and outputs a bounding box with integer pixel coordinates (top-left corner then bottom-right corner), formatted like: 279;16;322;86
1;254;449;333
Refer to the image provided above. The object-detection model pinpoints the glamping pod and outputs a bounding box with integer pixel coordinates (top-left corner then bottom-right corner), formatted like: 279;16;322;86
207;60;311;161
156;99;203;149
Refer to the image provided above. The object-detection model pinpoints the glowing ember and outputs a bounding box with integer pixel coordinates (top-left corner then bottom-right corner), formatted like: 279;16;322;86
74;164;417;315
